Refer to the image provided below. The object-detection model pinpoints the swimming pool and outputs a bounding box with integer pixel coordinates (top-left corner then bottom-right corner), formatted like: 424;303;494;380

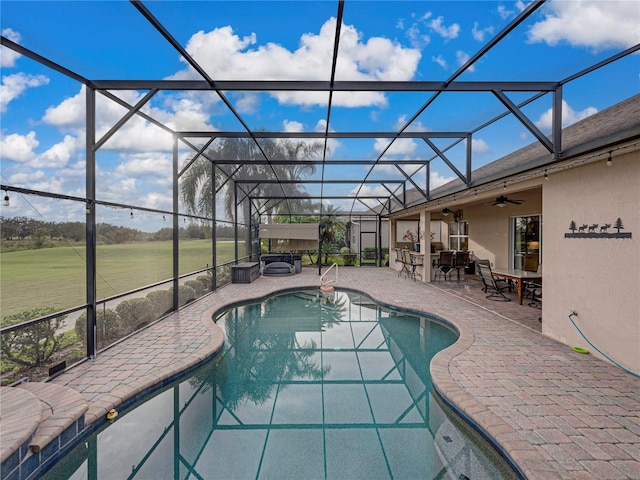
44;289;518;479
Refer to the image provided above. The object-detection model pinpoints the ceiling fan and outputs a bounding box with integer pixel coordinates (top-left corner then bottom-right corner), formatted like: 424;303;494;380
485;195;524;207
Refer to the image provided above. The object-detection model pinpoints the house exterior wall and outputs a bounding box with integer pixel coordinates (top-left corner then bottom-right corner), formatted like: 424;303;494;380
542;150;640;373
465;188;543;269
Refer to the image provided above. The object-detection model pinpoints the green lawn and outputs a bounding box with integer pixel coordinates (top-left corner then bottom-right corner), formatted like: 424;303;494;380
0;240;242;318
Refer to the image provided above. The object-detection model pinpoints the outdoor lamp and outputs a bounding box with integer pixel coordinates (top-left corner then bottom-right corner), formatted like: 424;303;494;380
607;152;612;167
3;193;9;207
442;208;451;216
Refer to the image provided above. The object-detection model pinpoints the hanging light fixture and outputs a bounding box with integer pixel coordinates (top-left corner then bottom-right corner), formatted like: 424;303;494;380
544;170;549;180
442;208;451;216
3;191;9;207
130;209;134;219
607;152;612;167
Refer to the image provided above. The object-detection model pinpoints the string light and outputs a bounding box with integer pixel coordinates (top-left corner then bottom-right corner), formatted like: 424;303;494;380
3;192;9;207
544;170;549;180
607;152;612;167
130;209;133;219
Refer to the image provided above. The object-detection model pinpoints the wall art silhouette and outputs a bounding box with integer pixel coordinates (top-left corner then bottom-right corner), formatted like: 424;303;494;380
565;218;631;238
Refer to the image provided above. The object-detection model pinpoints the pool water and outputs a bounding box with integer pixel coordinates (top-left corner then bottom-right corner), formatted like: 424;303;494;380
44;289;518;479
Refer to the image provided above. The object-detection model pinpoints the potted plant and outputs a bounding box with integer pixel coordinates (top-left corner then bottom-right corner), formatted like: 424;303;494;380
402;229;419;252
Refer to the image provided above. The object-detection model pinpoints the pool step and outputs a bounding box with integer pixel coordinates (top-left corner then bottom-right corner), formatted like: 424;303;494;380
0;383;88;480
16;383;88;453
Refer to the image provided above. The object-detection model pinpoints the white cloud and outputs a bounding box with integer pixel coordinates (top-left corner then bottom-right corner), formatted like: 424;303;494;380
0;131;39;162
429;16;460;40
233;92;260;114
472;137;490;155
371;116;433;159
497;5;514;20
115;153;172;178
394;116;430;132
456;51;475;72
41;86;212;152
314;119;341;155
350;184;391;198
497;2;527;20
430;170;456;189
6;170;47;185
138;191;173;212
41;88;86;127
397;12;433;49
171;18;420;107
472;22;495;42
374;137;418;157
32;135;77;168
432;55;447;69
283;120;304;132
536;100;598;130
0;29;22;67
0;73;49;112
528;0;640;50
405;24;431;49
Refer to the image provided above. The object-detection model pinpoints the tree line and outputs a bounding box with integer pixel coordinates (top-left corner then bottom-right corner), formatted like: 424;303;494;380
0;216;239;249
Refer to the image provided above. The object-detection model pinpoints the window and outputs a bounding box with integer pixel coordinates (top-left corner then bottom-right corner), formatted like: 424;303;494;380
449;221;469;251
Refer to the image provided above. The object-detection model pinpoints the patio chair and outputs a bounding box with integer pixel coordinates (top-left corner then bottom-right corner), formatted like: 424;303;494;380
527;283;542;307
406;251;423;282
397;249;411;278
476;261;511;301
453;251;469;281
435;250;454;282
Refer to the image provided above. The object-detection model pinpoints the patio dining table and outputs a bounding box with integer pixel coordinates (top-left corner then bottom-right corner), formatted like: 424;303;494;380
491;268;542;305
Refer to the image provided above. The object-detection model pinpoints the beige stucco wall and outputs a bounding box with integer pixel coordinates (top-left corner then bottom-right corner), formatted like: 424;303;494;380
466;188;542;269
542;150;640;373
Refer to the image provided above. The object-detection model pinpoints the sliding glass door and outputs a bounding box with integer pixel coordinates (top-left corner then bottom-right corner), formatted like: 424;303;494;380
512;215;541;271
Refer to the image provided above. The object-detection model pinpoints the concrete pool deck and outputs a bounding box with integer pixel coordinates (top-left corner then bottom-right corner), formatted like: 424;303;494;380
2;267;639;479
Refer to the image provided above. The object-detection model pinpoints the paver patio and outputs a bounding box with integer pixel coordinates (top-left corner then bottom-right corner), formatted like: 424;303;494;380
3;267;639;479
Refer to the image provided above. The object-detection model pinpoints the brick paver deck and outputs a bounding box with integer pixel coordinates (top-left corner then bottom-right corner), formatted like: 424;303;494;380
7;267;639;479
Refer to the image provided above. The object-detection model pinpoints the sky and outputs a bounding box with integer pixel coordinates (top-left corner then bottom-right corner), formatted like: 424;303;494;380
1;0;639;229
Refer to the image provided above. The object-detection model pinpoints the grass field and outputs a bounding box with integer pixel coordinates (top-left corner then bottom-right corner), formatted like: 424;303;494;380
0;240;242;318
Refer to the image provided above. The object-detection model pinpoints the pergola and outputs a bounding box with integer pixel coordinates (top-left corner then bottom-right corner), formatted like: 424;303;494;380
1;0;638;358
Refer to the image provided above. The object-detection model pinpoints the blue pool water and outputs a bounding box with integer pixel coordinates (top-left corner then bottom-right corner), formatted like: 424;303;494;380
44;289;518;479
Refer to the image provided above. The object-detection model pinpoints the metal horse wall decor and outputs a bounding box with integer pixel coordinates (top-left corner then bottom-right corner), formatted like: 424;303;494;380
565;218;632;239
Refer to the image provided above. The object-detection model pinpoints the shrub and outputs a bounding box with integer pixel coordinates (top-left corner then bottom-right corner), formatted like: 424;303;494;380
116;297;154;334
340;246;357;266
146;290;174;320
172;285;196;307
185;280;206;297
196;275;213;291
362;247;376;260
1;308;67;367
75;308;122;346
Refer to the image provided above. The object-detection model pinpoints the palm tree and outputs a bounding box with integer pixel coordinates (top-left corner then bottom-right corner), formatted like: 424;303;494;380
319;204;346;264
180;138;322;254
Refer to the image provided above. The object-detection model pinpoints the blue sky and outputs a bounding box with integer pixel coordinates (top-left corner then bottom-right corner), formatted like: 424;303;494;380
1;0;639;228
